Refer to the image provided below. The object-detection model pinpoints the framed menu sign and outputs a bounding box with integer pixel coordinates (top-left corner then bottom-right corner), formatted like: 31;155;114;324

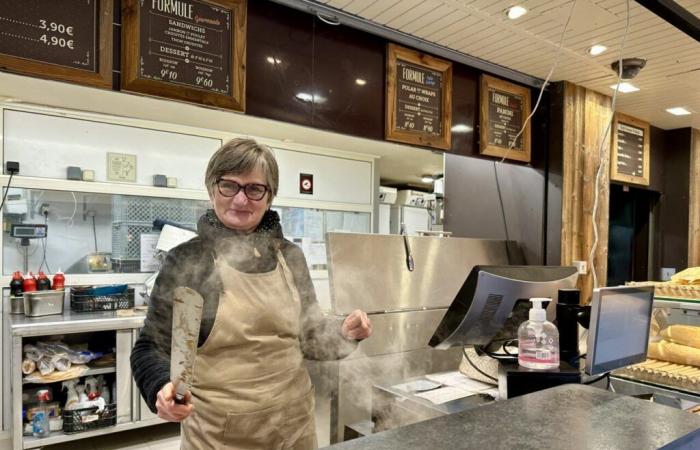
0;0;113;88
479;75;531;162
121;0;246;111
385;43;452;150
611;112;650;186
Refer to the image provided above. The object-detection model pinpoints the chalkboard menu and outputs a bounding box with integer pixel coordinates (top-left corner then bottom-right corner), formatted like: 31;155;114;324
480;75;531;162
611;112;650;186
0;0;113;88
386;44;452;150
122;0;247;111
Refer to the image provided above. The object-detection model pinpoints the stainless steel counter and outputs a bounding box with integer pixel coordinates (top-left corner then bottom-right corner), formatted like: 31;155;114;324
7;309;147;337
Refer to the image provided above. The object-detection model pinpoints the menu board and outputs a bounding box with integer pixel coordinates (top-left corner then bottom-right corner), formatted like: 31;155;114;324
121;0;247;111
480;75;531;162
0;0;113;88
386;44;452;150
394;61;443;136
138;0;231;95
611;113;650;186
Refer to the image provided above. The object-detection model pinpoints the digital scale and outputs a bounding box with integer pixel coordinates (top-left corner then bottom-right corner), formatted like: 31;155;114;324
10;224;48;273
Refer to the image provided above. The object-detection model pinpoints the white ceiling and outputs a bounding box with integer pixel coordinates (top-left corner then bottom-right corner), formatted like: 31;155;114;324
316;0;700;130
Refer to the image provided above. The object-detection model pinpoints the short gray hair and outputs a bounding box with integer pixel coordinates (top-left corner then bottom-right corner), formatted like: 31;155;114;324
205;138;279;202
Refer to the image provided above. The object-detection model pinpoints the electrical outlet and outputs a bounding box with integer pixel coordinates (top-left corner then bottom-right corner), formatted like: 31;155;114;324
660;267;676;281
573;260;588;275
39;203;50;216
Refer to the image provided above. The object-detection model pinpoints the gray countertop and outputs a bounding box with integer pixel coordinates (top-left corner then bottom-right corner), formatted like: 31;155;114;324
7;309;147;336
322;384;700;450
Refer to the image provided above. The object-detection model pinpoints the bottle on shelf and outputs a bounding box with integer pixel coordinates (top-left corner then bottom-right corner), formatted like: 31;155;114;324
52;271;65;291
36;272;51;291
32;389;51;438
22;273;37;293
10;271;24;297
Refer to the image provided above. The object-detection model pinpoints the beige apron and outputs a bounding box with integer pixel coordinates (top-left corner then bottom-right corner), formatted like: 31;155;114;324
181;249;317;450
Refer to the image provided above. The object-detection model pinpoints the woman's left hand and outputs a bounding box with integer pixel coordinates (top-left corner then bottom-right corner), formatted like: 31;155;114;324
342;309;372;340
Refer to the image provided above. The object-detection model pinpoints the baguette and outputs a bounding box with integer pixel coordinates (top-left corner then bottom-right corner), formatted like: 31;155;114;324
661;325;700;349
648;340;700;367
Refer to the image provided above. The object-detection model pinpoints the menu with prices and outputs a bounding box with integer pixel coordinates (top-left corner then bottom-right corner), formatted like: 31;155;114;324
395;61;443;136
487;88;523;151
615;123;644;177
479;75;531;163
611;113;650;186
138;0;232;95
385;43;452;150
0;0;97;71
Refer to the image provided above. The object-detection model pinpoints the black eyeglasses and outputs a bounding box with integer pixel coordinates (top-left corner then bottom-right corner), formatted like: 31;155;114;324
216;179;270;201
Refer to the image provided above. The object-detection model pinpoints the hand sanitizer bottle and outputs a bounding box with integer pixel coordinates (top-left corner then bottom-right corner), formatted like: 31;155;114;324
518;298;560;370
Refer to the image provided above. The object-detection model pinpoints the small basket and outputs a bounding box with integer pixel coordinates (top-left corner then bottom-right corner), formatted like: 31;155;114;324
62;403;116;434
70;287;134;313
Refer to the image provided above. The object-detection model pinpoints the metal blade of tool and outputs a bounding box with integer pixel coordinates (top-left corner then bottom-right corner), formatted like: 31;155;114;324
170;286;204;404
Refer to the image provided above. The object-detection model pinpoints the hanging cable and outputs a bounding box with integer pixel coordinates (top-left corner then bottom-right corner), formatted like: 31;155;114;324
588;0;631;289
0;172;15;212
492;0;578;256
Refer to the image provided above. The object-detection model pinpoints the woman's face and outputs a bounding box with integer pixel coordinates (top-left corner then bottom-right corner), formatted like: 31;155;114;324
210;167;270;233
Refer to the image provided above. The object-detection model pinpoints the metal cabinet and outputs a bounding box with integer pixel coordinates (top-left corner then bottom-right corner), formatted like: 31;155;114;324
3;311;164;450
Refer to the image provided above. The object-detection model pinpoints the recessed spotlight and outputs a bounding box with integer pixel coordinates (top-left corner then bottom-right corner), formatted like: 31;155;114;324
666;107;691;116
506;5;528;20
266;56;281;64
588;45;607;56
355;78;367;86
610;82;639;93
295;92;326;104
421;175;435;183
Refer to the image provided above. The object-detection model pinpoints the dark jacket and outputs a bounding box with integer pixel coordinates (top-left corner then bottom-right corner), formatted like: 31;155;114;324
131;210;357;413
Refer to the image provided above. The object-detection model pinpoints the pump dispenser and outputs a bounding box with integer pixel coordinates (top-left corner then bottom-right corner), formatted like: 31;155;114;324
518;298;560;370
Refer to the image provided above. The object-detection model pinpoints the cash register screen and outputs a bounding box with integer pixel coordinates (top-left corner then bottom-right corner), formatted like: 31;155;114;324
586;286;654;375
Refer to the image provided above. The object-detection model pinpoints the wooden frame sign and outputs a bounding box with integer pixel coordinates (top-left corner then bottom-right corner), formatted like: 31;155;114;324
0;0;113;89
480;74;531;162
121;0;246;111
611;112;650;186
385;43;452;150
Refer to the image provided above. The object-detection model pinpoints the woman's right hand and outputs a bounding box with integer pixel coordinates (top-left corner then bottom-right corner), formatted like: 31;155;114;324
156;382;194;422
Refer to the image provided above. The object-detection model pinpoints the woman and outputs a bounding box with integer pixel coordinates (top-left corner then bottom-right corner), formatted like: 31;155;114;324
131;138;372;450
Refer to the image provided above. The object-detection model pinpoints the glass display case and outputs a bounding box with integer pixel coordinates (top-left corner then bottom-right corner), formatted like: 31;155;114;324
612;282;700;406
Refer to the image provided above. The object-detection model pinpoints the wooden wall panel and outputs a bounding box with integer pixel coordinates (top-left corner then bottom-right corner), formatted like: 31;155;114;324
690;128;700;267
560;82;612;303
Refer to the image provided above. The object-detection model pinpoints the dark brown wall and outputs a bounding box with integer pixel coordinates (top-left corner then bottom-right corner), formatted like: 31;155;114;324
246;1;550;162
658;128;692;272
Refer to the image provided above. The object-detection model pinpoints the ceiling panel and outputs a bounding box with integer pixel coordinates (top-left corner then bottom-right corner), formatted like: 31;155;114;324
313;0;700;129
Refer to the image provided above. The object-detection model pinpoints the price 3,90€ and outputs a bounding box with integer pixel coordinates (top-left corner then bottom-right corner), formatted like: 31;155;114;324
38;19;75;50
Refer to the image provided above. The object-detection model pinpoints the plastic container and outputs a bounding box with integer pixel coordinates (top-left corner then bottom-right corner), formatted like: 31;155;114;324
23;273;37;293
10;271;24;296
36;272;51;291
518;298;560;370
70;285;134;312
52;271;65;291
62;403;116;434
32;390;51;438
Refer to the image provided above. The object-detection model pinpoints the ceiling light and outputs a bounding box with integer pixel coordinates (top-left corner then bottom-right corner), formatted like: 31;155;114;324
421;175;435;183
451;124;473;133
610;82;639;93
587;45;607;56
506;5;528;20
666;107;691;116
266;56;281;64
355;78;367;86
